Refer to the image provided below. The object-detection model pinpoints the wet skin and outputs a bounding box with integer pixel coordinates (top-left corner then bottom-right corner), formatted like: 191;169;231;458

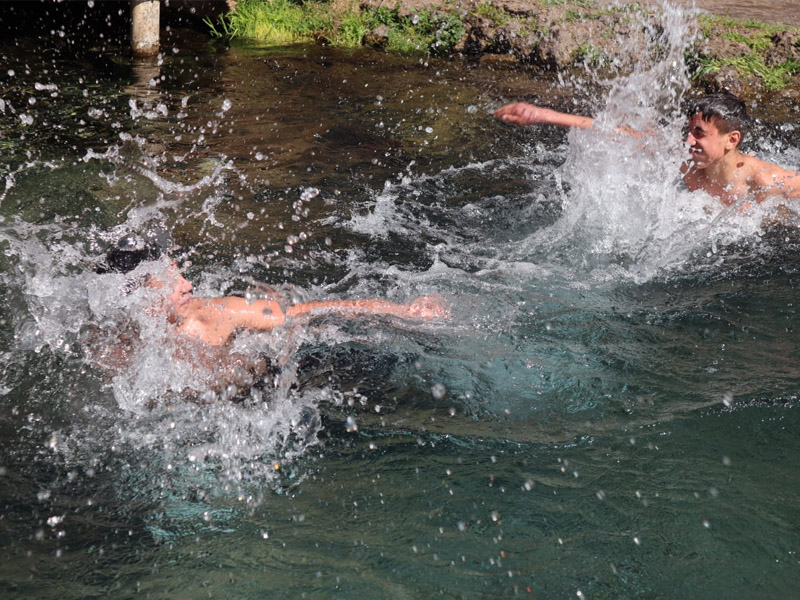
493;103;800;206
150;265;449;347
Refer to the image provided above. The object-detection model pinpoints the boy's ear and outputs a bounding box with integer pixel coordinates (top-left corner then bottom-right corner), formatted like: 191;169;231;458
727;129;741;149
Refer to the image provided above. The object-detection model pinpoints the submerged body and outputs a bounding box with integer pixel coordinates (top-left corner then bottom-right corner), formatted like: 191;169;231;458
90;259;449;402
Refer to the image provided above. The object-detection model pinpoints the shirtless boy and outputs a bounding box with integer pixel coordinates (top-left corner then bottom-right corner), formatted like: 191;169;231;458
103;237;449;347
494;92;800;206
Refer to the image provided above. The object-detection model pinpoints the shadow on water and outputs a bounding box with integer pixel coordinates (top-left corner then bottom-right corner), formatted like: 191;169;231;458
1;3;800;598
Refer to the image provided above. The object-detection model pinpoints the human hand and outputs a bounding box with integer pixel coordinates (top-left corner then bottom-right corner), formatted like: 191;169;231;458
493;102;553;126
407;295;450;320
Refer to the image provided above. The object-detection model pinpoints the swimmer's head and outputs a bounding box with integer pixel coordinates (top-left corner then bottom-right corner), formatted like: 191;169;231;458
97;228;171;275
688;93;749;148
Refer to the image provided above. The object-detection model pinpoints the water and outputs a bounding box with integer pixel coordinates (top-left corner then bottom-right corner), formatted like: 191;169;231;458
2;4;800;599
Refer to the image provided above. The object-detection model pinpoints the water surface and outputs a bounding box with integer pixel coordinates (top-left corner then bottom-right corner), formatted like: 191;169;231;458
1;6;799;599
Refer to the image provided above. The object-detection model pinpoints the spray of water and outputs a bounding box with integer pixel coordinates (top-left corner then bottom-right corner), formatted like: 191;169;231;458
517;2;791;281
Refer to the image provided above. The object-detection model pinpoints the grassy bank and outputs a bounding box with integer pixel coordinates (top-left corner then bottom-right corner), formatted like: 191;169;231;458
694;14;800;91
206;0;466;55
206;0;800;92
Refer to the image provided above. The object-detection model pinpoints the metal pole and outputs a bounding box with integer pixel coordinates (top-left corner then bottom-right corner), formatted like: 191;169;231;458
131;0;160;56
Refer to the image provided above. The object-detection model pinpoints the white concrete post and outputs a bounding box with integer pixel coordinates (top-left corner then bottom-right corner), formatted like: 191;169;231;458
131;0;160;56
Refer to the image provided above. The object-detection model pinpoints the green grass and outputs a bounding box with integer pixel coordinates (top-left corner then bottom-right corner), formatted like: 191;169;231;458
573;42;604;66
474;2;512;27
695;54;800;91
694;14;800;90
205;0;327;44
207;0;466;55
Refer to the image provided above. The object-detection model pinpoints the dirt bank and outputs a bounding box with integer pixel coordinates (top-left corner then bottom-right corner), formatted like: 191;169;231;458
353;0;800;103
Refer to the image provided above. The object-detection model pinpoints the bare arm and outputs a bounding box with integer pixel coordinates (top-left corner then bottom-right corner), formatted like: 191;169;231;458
286;295;449;321
493;102;593;129
180;295;448;346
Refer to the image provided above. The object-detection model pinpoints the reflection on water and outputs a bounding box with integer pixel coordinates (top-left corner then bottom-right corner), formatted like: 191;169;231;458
1;4;800;599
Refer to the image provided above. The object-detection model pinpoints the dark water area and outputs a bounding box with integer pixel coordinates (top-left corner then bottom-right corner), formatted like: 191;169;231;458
1;4;800;599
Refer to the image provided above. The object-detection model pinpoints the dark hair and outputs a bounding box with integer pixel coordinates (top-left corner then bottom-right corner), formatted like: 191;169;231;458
97;232;167;274
688;93;749;145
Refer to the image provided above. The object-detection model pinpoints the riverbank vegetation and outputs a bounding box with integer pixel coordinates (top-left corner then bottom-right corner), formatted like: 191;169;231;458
205;0;466;55
694;15;800;91
206;0;800;94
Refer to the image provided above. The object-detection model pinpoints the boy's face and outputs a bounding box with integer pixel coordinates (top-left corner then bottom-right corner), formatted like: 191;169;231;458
685;112;741;168
147;263;193;312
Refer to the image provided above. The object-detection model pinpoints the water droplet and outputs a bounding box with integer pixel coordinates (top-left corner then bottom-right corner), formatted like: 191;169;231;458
457;521;466;531
721;455;731;467
722;391;733;407
490;510;500;522
411;14;420;24
523;479;535;491
431;382;446;400
466;105;478;114
221;98;232;112
46;515;63;527
596;490;606;500
345;416;358;432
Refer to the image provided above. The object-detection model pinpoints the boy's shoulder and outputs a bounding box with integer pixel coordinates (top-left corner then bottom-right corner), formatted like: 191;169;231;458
738;153;800;200
740;153;796;184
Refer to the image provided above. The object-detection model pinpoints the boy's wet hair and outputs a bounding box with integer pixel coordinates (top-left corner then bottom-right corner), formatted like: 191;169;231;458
98;231;168;274
689;92;749;145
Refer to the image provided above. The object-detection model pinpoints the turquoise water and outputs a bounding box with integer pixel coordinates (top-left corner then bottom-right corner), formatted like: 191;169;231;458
1;7;800;599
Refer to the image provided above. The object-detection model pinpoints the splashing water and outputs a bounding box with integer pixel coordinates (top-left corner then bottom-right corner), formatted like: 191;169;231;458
2;7;800;596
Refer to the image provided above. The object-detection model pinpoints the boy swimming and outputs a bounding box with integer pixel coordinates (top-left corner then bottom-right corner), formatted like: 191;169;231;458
494;92;800;206
102;234;448;348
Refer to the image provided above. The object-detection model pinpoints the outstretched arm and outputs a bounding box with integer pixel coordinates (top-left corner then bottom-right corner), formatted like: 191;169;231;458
493;102;594;129
180;295;449;346
286;295;449;321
